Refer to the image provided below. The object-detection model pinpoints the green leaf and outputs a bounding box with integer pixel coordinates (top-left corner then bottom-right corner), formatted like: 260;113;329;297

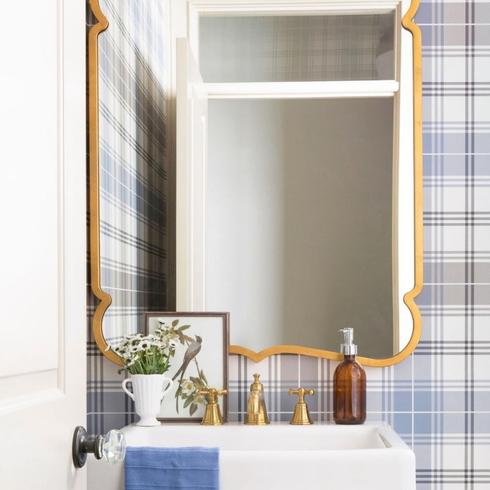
189;403;198;416
172;319;179;326
200;370;208;384
183;397;193;408
179;325;191;331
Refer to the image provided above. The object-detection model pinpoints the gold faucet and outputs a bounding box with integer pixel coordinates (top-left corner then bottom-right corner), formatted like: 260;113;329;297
288;388;315;425
245;374;270;425
199;388;227;425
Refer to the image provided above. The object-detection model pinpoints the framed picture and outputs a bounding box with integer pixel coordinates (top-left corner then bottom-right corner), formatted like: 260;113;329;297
145;312;229;422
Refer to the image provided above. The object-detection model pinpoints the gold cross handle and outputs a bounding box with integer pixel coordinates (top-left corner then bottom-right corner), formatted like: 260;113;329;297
288;388;315;404
288;388;315;425
200;388;228;402
199;388;228;425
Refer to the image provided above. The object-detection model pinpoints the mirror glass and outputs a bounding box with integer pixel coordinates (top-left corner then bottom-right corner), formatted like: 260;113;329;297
188;9;418;360
206;97;396;358
95;1;171;349
199;13;395;82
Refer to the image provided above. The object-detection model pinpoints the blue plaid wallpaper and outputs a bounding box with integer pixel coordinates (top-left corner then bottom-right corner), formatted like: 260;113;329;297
87;1;490;488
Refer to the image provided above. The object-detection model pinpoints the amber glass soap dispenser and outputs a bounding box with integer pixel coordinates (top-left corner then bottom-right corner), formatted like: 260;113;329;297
333;327;366;424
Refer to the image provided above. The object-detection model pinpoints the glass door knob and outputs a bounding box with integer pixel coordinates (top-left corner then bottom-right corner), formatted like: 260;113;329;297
72;426;126;468
101;429;126;464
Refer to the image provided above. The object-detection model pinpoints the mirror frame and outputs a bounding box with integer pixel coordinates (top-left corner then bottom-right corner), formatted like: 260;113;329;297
87;0;120;365
88;0;423;368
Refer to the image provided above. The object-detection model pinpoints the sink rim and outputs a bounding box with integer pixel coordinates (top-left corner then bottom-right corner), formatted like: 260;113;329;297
121;422;411;452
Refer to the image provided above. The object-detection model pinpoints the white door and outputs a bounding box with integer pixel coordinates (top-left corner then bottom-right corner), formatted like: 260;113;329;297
176;38;208;311
0;1;87;489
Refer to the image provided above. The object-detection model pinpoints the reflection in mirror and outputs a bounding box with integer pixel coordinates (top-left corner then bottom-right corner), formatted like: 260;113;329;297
178;3;422;364
199;13;396;82
93;0;172;351
206;98;395;359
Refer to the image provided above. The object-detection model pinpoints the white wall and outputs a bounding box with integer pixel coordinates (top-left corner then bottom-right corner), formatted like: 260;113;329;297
206;98;395;358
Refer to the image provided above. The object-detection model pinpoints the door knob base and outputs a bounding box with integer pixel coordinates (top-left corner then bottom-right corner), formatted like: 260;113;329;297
72;426;102;468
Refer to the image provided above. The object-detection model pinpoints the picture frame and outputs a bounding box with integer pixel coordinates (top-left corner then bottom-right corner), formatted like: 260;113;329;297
145;312;229;423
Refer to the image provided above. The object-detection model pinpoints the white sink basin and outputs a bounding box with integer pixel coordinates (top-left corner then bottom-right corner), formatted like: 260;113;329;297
89;423;415;490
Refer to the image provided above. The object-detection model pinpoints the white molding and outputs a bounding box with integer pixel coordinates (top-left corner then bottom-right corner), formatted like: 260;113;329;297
0;389;64;417
205;80;399;99
176;39;208;310
397;1;415;352
189;1;399;14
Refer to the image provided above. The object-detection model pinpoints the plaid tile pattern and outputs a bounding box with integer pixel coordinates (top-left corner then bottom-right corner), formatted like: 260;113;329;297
87;1;490;488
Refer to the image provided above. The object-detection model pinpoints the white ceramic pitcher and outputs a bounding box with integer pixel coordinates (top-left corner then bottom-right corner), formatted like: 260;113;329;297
122;374;173;426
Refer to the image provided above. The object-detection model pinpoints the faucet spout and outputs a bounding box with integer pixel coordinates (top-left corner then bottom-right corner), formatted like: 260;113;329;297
245;374;270;425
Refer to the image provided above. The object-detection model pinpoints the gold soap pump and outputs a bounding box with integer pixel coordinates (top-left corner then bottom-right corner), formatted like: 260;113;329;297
245;373;270;425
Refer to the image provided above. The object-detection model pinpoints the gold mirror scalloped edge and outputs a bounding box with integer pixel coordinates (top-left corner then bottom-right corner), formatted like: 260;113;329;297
90;0;422;368
88;0;123;365
230;0;423;367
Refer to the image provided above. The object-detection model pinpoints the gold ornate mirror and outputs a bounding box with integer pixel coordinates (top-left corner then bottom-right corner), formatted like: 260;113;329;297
89;0;422;368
